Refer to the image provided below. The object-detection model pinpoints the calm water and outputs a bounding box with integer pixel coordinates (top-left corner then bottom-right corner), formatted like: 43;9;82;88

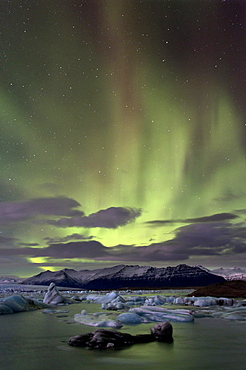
0;300;246;370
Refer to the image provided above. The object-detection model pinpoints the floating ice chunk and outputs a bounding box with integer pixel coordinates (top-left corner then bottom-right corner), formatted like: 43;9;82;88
144;298;155;306
88;291;120;304
144;295;167;306
93;320;123;328
117;312;143;324
86;294;99;301
222;308;246;320
94;293;130;310
115;303;125;309
165;296;175;303
193;297;222;307
127;306;194;323
96;291;118;304
112;295;126;303
194;299;210;307
0;303;14;314
74;311;123;328
42;308;69;314
0;295;48;315
125;296;146;305
154;295;166;305
174;297;185;305
42;309;59;314
3;295;30;312
104;295;129;310
43;283;71;305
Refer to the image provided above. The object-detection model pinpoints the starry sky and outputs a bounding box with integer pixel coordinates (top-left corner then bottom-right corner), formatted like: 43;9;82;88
1;0;246;277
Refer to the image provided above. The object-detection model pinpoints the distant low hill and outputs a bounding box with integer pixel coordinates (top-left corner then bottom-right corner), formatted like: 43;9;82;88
188;280;246;298
21;264;225;289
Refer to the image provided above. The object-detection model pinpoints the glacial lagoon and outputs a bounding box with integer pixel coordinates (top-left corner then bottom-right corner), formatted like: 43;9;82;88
0;285;246;370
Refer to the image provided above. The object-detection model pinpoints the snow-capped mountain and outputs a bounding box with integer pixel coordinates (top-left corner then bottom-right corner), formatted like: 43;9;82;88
211;267;246;281
21;264;225;289
0;276;23;284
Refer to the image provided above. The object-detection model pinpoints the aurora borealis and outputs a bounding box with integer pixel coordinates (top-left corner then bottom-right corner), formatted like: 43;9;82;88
0;0;246;277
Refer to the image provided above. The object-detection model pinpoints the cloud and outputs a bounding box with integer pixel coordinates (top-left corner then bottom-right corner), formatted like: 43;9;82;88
40;221;246;261
1;218;246;264
0;196;141;232
18;242;40;247
36;240;109;259
0;197;84;225
0;235;18;244
146;212;238;226
44;233;94;244
48;206;142;229
158;221;246;257
0;247;35;256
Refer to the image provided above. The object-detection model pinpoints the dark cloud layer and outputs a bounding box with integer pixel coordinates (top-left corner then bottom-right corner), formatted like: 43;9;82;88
0;196;245;267
0;235;19;245
0;197;83;225
36;241;109;259
48;206;142;229
146;212;239;226
40;221;246;261
44;233;94;244
0;197;141;230
2;219;245;264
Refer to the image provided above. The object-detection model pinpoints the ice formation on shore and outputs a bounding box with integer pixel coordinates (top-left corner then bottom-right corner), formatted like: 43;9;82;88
0;295;48;314
72;291;246;326
1;285;246;322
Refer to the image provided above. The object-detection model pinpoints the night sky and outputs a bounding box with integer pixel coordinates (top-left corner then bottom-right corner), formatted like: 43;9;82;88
1;0;246;277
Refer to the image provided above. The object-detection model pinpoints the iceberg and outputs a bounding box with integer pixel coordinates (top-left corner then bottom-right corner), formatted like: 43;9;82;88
102;294;129;310
117;312;143;324
174;297;185;305
0;295;48;315
117;306;194;323
43;282;74;305
86;292;148;308
74;310;123;328
193;298;216;307
186;296;234;307
89;291;119;304
222;306;246;320
144;295;167;306
42;308;69;314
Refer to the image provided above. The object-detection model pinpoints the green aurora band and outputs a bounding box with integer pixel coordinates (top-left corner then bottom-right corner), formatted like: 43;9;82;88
0;1;246;276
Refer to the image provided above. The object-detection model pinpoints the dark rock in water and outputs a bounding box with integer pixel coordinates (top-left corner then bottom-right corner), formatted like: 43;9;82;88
150;322;173;341
188;280;246;298
68;322;173;349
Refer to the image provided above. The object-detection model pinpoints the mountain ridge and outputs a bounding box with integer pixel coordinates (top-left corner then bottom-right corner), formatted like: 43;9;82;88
21;264;225;289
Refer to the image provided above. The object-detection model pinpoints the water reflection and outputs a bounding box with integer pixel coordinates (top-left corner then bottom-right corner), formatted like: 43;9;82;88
0;302;245;370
